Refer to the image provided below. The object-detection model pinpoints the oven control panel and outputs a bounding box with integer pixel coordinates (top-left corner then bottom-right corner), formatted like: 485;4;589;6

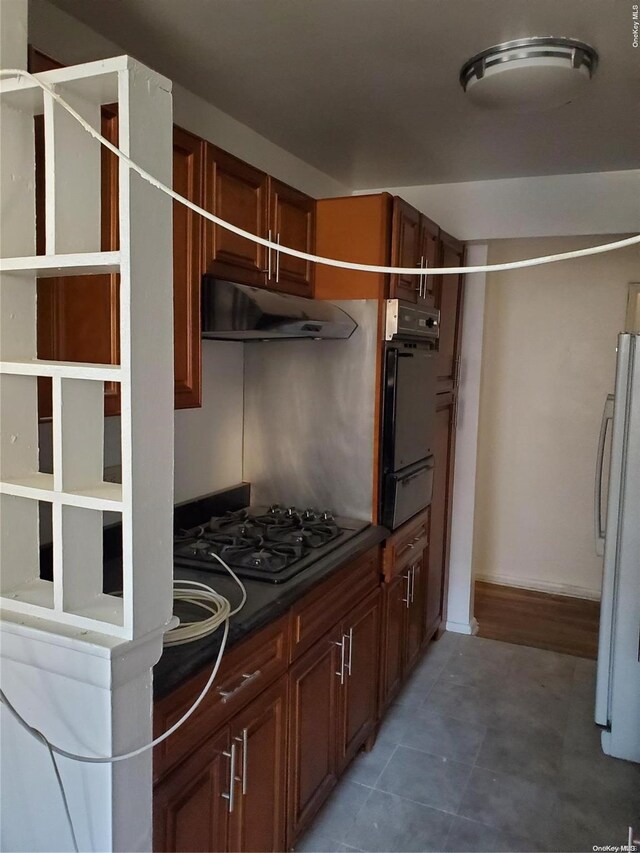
385;299;440;342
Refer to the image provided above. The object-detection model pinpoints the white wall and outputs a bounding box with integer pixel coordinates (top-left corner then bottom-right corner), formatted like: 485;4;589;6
473;236;639;600
29;0;351;504
360;170;640;241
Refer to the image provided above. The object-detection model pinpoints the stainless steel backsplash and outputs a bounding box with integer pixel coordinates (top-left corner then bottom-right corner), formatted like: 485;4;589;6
243;300;379;520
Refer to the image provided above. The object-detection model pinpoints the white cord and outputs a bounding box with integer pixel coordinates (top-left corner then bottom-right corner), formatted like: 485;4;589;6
0;554;247;763
1;67;638;276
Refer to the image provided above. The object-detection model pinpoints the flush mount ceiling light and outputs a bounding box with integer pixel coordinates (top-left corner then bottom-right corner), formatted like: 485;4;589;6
459;37;598;111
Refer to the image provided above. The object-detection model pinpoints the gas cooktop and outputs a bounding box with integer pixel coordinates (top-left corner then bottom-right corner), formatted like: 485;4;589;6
174;504;370;583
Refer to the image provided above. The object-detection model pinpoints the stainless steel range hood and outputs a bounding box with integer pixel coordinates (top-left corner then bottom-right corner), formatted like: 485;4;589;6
201;278;357;341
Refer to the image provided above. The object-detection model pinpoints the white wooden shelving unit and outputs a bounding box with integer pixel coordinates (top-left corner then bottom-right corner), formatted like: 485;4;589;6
0;56;175;641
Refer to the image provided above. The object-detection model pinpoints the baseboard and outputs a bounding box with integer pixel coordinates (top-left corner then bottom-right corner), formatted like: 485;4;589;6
445;617;479;635
474;573;601;602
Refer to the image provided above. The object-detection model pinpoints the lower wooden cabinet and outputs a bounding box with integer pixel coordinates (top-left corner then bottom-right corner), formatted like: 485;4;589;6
287;625;343;841
154;677;287;853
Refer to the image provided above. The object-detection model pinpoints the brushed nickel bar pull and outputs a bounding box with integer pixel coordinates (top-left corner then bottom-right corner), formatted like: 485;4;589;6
402;571;411;608
275;232;281;283
267;228;272;281
221;742;237;813
334;636;346;684
410;565;416;604
346;627;353;677
218;669;261;703
234;728;249;795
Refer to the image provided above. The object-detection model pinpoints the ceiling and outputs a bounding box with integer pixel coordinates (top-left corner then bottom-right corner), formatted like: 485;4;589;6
48;0;639;188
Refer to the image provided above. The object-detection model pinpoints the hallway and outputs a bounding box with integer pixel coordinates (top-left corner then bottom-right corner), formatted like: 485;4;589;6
295;633;640;852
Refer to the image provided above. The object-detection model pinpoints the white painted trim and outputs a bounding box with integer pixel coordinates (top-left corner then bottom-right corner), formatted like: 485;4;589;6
445;617;479;635
0;250;120;275
474;573;601;601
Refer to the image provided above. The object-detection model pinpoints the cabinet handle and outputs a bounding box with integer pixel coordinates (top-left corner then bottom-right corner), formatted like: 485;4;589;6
410;565;416;604
415;257;424;296
275;232;281;283
346;627;353;677
402;571;411;608
267;228;272;281
221;742;237;813
234;728;248;795
218;669;261;703
334;636;346;685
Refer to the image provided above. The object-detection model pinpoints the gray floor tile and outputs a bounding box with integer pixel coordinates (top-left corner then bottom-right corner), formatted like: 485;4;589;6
443;815;545;852
376;703;421;745
457;766;561;848
495;680;570;736
425;678;502;728
344;788;453;852
438;650;512;691
399;706;486;763
375;745;473;813
310;781;371;844
343;740;396;787
475;721;563;785
295;826;345;852
551;787;639;853
394;666;439;709
560;749;640;806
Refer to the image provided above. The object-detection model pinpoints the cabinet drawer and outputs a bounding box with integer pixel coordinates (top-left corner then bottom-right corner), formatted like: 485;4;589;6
154;615;289;781
382;509;429;581
290;547;381;662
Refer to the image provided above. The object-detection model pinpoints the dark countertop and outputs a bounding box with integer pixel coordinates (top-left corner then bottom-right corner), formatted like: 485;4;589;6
153;524;388;700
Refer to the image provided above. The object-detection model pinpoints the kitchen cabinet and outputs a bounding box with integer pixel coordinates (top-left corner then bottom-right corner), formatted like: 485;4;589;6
435;230;465;390
390;197;421;303
203;146;315;296
268;179;315;297
338;590;381;770
427;393;458;640
419;214;440;308
153;726;230;853
380;510;429;710
32;45;205;417
154;678;287;853
287;627;343;841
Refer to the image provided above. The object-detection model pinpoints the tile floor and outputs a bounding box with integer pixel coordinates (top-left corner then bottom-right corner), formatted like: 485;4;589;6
295;632;640;853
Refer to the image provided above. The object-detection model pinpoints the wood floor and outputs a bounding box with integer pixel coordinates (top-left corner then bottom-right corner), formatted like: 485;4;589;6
474;581;600;659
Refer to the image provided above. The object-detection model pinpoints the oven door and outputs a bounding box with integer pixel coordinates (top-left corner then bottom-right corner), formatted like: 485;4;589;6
382;456;435;530
383;343;437;473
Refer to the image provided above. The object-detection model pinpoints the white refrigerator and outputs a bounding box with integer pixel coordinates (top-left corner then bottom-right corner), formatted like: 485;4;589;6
594;332;640;763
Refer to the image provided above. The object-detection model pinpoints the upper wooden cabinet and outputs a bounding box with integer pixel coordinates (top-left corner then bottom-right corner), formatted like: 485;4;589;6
435;230;465;389
203;145;269;286
203;145;315;297
390;197;421;303
315;193;444;308
31;50;204;416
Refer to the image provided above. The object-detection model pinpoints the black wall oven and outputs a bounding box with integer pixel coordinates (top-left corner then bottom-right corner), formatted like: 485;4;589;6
380;300;439;530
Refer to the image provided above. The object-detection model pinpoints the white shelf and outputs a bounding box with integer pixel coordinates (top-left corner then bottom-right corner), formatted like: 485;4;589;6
1;579;54;610
0;478;123;510
0;251;120;277
0;359;121;381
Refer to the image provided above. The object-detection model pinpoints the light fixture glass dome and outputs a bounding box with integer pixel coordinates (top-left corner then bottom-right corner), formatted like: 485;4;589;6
459;37;598;111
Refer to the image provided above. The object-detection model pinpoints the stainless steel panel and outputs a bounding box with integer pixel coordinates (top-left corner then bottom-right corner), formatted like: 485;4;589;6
243;300;379;520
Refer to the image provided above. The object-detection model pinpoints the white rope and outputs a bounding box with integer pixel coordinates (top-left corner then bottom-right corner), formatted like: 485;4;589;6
2;67;638;276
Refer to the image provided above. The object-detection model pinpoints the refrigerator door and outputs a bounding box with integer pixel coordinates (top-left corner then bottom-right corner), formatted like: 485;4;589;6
595;334;640;762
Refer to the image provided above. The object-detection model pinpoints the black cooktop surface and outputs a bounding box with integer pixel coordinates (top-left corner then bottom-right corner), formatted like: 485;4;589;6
174;504;370;583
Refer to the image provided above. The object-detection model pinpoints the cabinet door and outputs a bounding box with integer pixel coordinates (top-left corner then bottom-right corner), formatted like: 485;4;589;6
287;628;341;842
418;214;439;308
338;591;380;770
435;232;464;390
427;394;457;638
228;677;288;853
404;557;425;673
172;126;204;409
203;144;269;286
390;197;420;303
268;179;315;297
380;572;408;710
153;727;230;853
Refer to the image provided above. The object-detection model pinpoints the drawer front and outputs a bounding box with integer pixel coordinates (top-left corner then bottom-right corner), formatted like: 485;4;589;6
290;547;381;662
382;508;429;581
154;615;289;781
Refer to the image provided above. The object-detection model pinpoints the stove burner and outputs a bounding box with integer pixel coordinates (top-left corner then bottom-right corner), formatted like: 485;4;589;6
174;504;361;583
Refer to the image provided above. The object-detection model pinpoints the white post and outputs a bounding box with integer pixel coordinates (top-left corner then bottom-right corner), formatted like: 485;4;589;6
445;243;488;634
0;20;173;849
